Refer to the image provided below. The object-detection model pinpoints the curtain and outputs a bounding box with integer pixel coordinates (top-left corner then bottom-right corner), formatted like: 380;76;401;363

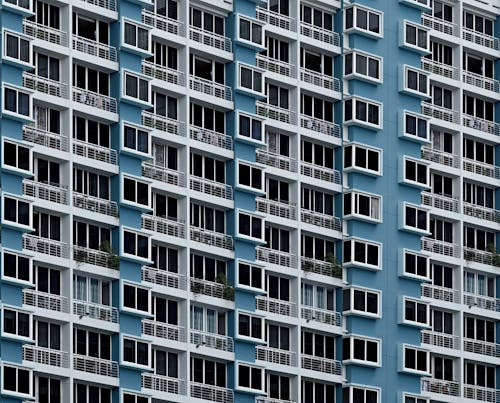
191;306;203;330
74;276;87;301
316;287;324;309
302;284;313;307
90;278;100;303
207;310;216;333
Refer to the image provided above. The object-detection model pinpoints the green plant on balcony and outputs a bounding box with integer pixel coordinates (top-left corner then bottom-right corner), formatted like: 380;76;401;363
216;273;235;301
325;253;342;278
99;240;120;269
486;244;500;266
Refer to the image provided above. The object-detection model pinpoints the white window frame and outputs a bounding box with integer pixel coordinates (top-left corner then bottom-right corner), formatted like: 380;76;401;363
401;344;430;375
121;227;151;262
122;18;151;53
401;297;430;327
402;202;430;235
343;287;381;318
122;70;151;105
344;96;382;130
344;238;381;270
402;20;429;53
399;0;430;10
236;310;264;342
121;335;151;369
343;335;381;367
402;157;429;188
1;363;33;399
344;142;382;176
1;305;33;342
121;280;151;315
3;0;33;12
401;393;429;403
122;391;152;403
2;84;33;120
121;174;151;208
237;112;265;145
401;249;429;280
345;5;383;38
1;138;33;175
237;14;265;48
238;63;264;96
236;362;265;393
402;65;429;97
1;193;33;230
344;190;382;223
344;50;383;84
401;110;430;143
121;121;151;157
236;260;264;292
237;160;265;194
343;385;380;403
237;209;265;242
2;29;32;67
2;248;33;285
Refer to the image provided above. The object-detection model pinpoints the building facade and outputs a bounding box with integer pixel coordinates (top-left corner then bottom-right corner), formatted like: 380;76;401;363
0;0;498;401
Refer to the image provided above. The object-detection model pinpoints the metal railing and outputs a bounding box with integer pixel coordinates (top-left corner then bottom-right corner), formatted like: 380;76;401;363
462;27;499;50
73;300;118;323
256;198;296;220
421;191;459;213
301;256;342;278
421;378;460;396
189;76;232;101
421;330;460;350
421;283;460;303
190;277;234;301
300;209;341;231
256;101;296;125
23;345;69;368
190;382;233;403
72;35;117;62
142;373;186;395
421;147;459;168
190;227;233;251
142;9;185;36
23;72;68;98
190;177;233;200
190;125;232;151
73;354;118;378
301;306;341;327
23;125;68;152
142;214;185;238
301;354;341;375
300;115;341;138
23;289;69;313
463;71;500;93
300;162;341;184
256;7;295;31
256;54;295;78
23;234;69;259
142;162;185;186
421;102;459;124
463;115;500;137
300;22;339;46
300;68;340;92
73;245;119;269
189;27;232;53
141;266;187;290
73;192;118;217
190;329;233;352
463;202;500;224
142;110;185;136
421;58;459;80
80;0;116;11
72;88;118;114
256;398;295;403
463;385;499;403
421;14;458;36
256;346;297;366
72;139;117;165
23;179;68;205
464;338;500;358
23;20;68;46
421;237;460;258
142;60;185;86
463;293;500;312
256;246;296;268
256;296;297;317
463;247;500;267
256;149;297;172
463;158;500;179
143;319;186;342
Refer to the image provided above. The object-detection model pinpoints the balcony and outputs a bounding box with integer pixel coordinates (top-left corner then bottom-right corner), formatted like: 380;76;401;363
421;192;459;213
256;296;297;317
190;382;233;403
23;345;69;368
256;198;296;220
301;209;341;232
23;20;68;46
23;289;69;313
421;102;459;124
73;192;118;217
300;68;340;92
73;300;118;323
421;58;459;81
421;237;460;258
257;398;295;403
463;203;500;224
23;179;68;205
300;162;341;185
23;72;69;99
190;330;233;352
421;14;458;36
301;256;342;279
421;378;460;396
190;228;233;251
463;71;500;93
300;115;341;139
463;385;499;402
301;354;341;375
463;115;500;136
142;319;186;342
421;330;460;350
73;354;118;378
463;293;500;312
256;101;296;125
73;139;117;165
73;245;119;270
421;147;459;169
464;338;500;358
300;22;340;47
190;277;233;301
142;9;185;36
142;266;187;290
256;246;296;268
142;110;185;136
463;158;500;179
190;125;233;151
190;177;233;200
189;76;232;102
142;373;186;395
23;234;69;259
142;60;185;87
72;36;117;62
301;306;341;327
421;283;460;304
142;214;185;239
72;88;118;114
462;28;499;51
256;7;296;31
463;247;500;267
256;346;297;366
142;161;185;187
256;55;295;78
256;149;297;172
80;0;116;11
189;27;231;53
23;125;68;152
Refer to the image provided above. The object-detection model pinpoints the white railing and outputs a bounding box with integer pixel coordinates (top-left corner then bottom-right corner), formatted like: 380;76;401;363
23;125;68;152
72;35;117;62
421;102;459;124
300;68;340;92
190;228;233;251
73;300;118;323
256;296;297;317
23;345;69;368
23;289;69;313
256;7;295;31
463;71;500;93
73;192;118;217
300;115;341;138
80;0;116;11
256;246;296;268
73;245;119;269
143;319;186;342
301;354;341;375
141;266;187;290
256;198;296;220
190;278;234;301
72;139;117;165
142;214;185;238
463;247;500;267
189;27;232;53
421;147;459;169
464;338;500;358
421;14;458;36
463;115;500;137
300;22;339;46
256;346;297;366
463;293;500;312
463;385;499;403
421;330;460;350
23;72;68;98
23;179;68;205
421;237;460;258
256;398;295;403
463;158;500;179
256;101;296;125
142;373;186;395
142;162;185;186
190;177;233;200
301;209;341;231
301;256;342;278
421;378;460;396
256;149;297;172
421;191;459;213
190;382;233;403
189;76;232;101
142;9;185;36
190;125;232;151
256;54;295;78
23;20;68;46
421;58;459;80
462;27;499;50
190;329;234;352
73;354;118;378
142;110;185;136
421;283;460;303
72;88;118;114
142;60;185;86
301;306;341;327
463;202;500;224
301;162;341;184
23;234;69;259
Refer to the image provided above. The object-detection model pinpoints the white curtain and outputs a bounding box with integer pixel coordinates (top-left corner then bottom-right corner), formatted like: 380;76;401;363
74;276;87;301
207;309;216;333
316;287;324;309
302;284;313;307
191;306;203;330
464;272;475;293
90;278;100;303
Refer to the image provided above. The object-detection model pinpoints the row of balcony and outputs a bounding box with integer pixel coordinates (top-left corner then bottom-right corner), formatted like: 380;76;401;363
422;329;500;358
421;378;499;402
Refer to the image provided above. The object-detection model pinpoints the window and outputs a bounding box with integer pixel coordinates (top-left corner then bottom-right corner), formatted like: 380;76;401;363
238;312;263;340
2;250;31;284
403;250;429;279
404;158;429;187
302;380;335;403
124;72;149;103
404;66;428;96
190;152;225;183
403;112;429;141
268;374;291;401
238;17;263;45
343;287;380;317
404;204;429;233
343;336;380;366
464;11;494;36
238;113;263;142
238;162;263;191
403;345;429;374
3;85;31;117
190;8;224;35
73;275;111;306
301;283;335;312
123;229;150;260
73;64;109;96
403;298;429;326
123;283;150;313
73;328;111;359
190;357;227;388
404;22;428;52
344;143;381;174
301;140;334;168
345;5;382;36
344;97;381;129
123;176;149;207
2;195;31;228
2;139;31;173
123;337;150;367
123;124;149;155
73;221;111;250
345;51;381;82
123;20;149;51
300;5;333;30
37;376;61;403
73;116;109;147
237;261;263;290
238;363;263;392
403;394;428;403
344;191;382;222
74;384;111;403
343;238;380;269
342;386;379;403
123;392;150;403
4;31;31;64
2;364;32;397
4;0;31;11
238;212;263;240
2;307;31;339
239;65;263;94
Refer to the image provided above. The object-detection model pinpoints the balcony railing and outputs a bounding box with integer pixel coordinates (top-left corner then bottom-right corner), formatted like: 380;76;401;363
73;245;119;270
23;234;69;259
463;158;500;179
256;54;295;78
421;58;459;80
421;102;459;124
256;7;295;31
23;125;68;152
301;209;341;232
189;76;233;101
190;278;234;301
190;125;233;151
301;354;341;375
143;319;186;342
190;228;233;251
421;330;460;350
142;162;185;186
256;346;297;366
23;289;69;313
190;177;233;200
190;382;233;403
256;149;297;172
421;147;459;169
463;293;500;312
142;110;185;136
72;88;118;114
256;198;296;220
300;68;340;92
256;246;296;268
189;27;231;53
301;306;341;327
463;115;500;136
23;345;69;368
463;202;500;224
301;256;342;279
73;192;118;217
142;60;185;86
300;22;340;46
421;378;460;396
421;14;458;36
73;354;118;378
72;35;117;62
190;329;233;352
462;27;499;50
142;9;185;36
257;398;295;403
23;20;68;46
421;283;460;304
73;300;118;323
301;162;341;184
463;247;500;267
300;115;341;138
256;296;297;317
421;237;460;258
463;385;499;403
23;179;68;205
142;214;185;238
141;266;187;290
23;72;68;98
73;139;117;165
80;0;116;11
463;71;500;93
464;338;500;358
421;192;459;213
142;373;186;395
256;101;296;125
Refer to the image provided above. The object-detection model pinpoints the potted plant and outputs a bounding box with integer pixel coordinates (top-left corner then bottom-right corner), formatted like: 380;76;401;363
325;253;342;278
100;240;120;269
216;273;235;301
